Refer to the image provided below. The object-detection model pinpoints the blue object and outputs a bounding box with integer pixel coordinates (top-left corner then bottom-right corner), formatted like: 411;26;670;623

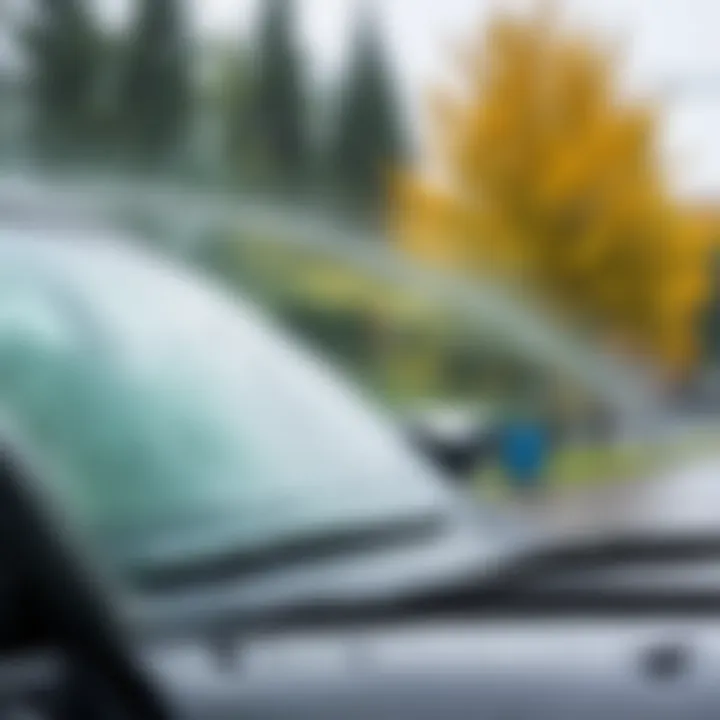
499;420;550;491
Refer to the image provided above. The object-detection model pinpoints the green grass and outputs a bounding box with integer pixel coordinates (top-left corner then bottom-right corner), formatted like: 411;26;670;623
551;443;661;486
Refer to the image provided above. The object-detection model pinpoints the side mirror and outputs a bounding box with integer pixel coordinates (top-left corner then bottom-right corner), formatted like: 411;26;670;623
405;408;498;484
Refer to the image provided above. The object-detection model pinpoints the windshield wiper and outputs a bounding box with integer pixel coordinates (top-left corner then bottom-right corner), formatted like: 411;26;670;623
366;533;720;618
130;512;449;591
254;533;720;628
485;533;720;584
135;532;720;642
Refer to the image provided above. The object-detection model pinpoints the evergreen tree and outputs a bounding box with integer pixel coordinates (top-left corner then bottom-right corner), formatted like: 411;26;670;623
223;45;258;181
119;0;191;164
251;0;306;189
331;10;406;218
24;0;101;158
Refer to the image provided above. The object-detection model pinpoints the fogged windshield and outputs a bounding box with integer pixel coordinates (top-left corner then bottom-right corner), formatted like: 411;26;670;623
0;244;452;570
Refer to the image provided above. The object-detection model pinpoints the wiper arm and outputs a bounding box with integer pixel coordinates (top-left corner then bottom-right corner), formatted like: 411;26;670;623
485;533;720;589
295;534;720;619
388;533;720;617
140;532;720;642
130;512;448;591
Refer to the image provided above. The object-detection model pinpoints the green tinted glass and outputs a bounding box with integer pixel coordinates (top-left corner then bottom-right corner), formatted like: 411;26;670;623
0;247;450;572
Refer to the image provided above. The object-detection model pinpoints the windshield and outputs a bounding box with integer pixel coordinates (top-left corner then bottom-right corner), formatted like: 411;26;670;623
0;241;455;573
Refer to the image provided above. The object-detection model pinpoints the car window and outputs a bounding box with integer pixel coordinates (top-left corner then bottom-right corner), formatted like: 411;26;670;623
0;244;455;574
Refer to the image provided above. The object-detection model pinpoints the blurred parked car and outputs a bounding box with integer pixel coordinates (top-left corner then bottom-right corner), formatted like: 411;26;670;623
403;403;501;482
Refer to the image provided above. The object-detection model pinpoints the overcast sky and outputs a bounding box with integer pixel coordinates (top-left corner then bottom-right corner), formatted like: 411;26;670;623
102;0;720;199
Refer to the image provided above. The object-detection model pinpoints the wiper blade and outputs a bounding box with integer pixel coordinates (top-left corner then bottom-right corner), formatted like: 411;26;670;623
487;533;720;588
135;532;720;641
130;513;448;591
254;533;720;627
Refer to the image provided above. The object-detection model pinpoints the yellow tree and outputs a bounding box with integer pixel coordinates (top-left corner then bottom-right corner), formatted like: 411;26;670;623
393;7;711;373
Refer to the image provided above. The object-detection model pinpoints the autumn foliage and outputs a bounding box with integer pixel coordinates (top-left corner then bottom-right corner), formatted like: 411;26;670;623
393;7;712;372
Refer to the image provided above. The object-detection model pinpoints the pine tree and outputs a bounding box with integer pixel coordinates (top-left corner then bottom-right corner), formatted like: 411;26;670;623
119;0;191;164
331;10;405;219
24;0;100;158
251;0;306;189
222;45;258;181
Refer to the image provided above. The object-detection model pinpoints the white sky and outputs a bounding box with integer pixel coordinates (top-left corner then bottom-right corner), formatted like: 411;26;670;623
103;0;720;199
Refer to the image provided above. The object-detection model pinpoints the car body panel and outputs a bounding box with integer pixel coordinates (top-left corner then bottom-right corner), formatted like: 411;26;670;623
149;619;720;720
